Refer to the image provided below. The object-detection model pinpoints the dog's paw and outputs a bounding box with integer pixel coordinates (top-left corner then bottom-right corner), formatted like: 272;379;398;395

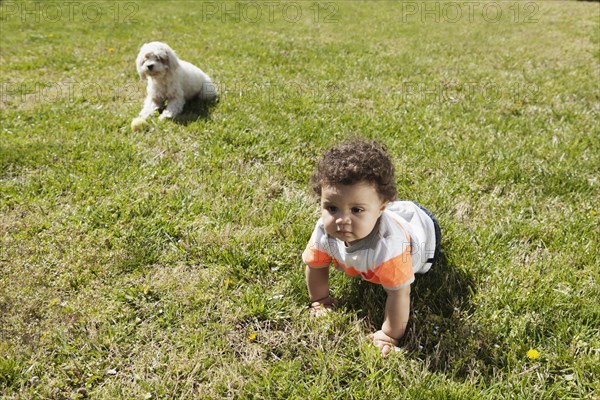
138;108;156;119
158;112;173;120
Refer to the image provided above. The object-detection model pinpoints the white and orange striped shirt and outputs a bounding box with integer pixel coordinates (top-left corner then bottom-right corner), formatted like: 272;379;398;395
302;201;436;290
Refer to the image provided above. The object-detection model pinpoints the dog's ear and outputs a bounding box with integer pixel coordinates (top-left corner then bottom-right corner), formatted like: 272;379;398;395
136;45;148;80
163;46;180;71
138;68;147;80
137;60;147;80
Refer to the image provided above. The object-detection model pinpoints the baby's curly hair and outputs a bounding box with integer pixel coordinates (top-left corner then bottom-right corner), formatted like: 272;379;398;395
311;140;397;202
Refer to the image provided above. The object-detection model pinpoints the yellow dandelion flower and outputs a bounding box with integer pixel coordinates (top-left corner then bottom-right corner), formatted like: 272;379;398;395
108;48;115;53
527;349;540;360
248;333;257;342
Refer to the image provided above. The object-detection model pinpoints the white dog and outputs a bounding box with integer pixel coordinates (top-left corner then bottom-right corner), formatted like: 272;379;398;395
136;41;217;120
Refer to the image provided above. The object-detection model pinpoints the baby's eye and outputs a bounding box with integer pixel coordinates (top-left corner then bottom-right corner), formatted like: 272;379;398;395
351;207;364;214
326;205;338;213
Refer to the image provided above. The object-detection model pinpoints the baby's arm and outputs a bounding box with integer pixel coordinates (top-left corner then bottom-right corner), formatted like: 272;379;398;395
382;285;411;339
305;266;334;316
372;285;411;356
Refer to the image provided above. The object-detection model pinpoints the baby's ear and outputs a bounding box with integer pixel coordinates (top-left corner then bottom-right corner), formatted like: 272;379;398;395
379;201;389;213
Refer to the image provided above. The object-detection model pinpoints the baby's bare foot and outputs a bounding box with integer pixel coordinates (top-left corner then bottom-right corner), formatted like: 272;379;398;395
369;330;400;357
309;296;337;316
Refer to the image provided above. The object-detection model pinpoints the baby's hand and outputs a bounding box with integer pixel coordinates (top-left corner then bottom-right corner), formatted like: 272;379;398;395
309;296;337;317
369;330;400;357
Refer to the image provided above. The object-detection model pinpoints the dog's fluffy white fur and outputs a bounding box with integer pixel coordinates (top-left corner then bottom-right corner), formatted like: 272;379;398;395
136;41;217;120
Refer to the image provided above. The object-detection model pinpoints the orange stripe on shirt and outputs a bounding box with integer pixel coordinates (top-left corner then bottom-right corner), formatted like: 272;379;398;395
335;248;413;288
373;248;413;289
302;246;332;268
334;261;362;278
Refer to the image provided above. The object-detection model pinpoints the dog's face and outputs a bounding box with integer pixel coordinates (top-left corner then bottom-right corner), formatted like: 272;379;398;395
136;42;178;80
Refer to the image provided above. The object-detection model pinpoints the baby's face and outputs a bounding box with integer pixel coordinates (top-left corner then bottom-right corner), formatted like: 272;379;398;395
320;181;387;245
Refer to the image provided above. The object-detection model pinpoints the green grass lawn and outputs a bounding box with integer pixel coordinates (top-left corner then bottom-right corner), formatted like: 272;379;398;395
1;0;599;398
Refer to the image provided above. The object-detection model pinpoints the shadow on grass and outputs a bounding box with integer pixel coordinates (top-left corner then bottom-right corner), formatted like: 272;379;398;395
342;252;500;379
172;97;219;125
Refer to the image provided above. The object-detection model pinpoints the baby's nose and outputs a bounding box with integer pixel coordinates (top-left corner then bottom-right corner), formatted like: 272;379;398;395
336;214;351;224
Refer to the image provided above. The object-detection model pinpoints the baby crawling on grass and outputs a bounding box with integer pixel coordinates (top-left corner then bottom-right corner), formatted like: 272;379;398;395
303;140;441;357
